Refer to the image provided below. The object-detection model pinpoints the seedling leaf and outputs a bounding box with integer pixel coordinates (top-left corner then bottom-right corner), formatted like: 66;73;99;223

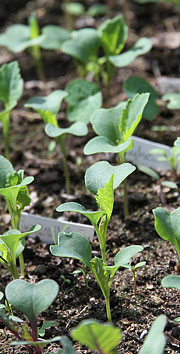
0;61;23;108
153;207;180;259
71;319;122;353
85;161;136;195
84;136;132;155
56;202;104;225
139;315;166;354
124;77;160;120
5;279;59;324
161;275;180;290
0;155;14;187
41;26;71;50
45;122;88;138
50;232;92;267
109;37;152;67
162;93;180;110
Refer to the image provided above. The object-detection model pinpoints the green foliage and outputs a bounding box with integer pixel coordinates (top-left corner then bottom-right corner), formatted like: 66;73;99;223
0;61;23;159
135;0;180;7
41;26;71;50
65;79;102;123
150;139;180;176
63;2;85;16
124;77;160;120
162;274;180;290
139;315;166;354
71;319;122;353
153;207;180;260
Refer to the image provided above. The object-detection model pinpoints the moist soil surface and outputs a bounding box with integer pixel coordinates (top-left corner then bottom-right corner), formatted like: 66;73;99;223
0;1;180;353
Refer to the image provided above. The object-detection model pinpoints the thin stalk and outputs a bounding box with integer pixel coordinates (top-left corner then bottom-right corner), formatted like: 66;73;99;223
2;111;10;160
132;269;137;296
118;152;129;219
12;260;19;279
105;295;112;322
31;45;46;82
57;135;71;195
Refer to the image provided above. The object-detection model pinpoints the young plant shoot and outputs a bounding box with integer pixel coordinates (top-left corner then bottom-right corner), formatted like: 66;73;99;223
61;15;152;99
161;275;180;323
153;207;180;266
0;155;37;276
151;139;180;177
0;279;60;354
50;161;141;321
25;90;88;194
84;93;149;219
0;61;23;160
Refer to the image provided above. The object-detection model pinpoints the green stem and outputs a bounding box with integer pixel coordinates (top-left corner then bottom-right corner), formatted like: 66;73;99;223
31;45;46;82
105;295;112;322
118;152;129;219
2;111;11;160
12;260;19;279
57;135;71;194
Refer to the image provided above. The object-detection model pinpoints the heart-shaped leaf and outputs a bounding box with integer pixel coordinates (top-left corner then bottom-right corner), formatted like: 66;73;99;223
65;79;102;123
0;155;14;188
63;2;85;16
41;25;71;50
25;90;68;125
109;37;152;67
139;315;166;354
114;245;144;266
50;232;92;268
0;25;44;53
98;15;128;55
45;122;88;138
161;275;180;290
61;28;100;62
5;279;59;324
153;207;180;258
71;319;122;353
87;4;108;17
124;77;160;120
0;61;23;108
84;136;132;155
162;93;180;110
85;161;136;195
56;202;104;226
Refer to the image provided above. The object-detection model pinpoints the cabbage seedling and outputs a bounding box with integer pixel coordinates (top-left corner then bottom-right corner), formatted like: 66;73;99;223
0;225;41;279
50;162;137;321
0;155;35;275
25;90;88;194
153;207;180;264
0;279;60;354
84;93;149;218
0;61;23;160
151;139;180;177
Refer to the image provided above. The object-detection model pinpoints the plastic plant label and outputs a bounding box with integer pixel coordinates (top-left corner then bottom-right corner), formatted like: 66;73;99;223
126;136;172;171
20;212;94;244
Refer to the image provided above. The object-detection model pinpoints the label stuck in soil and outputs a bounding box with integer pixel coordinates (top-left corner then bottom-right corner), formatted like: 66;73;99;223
20;212;94;243
126;136;172;170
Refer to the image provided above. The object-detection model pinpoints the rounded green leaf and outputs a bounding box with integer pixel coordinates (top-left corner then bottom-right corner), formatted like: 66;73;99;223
153;207;180;258
25;90;68;116
85;161;136;195
0;155;14;188
71;319;122;353
124;77;160;120
41;25;71;50
50;232;92;267
63;2;85;16
174;137;180;147
61;28;100;62
162;93;180;110
109;37;152;67
87;4;108;16
5;279;59;323
161;275;180;290
45;122;88;138
0;61;23;107
115;245;144;266
84;136;132;155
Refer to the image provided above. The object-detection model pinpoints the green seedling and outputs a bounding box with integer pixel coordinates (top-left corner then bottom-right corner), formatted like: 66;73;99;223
50;163;140;322
124;76;160;120
0;279;60;354
0;226;41;279
65;79;102;124
0;155;36;276
150;139;180;177
84;93;149;219
138;165;178;207
25;90;88;194
162;93;180;109
135;0;180;7
0;61;23;160
161;275;180;323
61;15;152;98
153;207;180;264
120;255;146;296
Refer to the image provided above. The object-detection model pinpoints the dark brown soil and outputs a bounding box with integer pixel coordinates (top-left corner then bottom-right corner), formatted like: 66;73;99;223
0;1;180;353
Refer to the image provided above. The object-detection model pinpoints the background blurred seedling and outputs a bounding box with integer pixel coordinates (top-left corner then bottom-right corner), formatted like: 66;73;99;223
0;61;23;160
151;139;180;177
161;275;180;322
25;90;88;194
